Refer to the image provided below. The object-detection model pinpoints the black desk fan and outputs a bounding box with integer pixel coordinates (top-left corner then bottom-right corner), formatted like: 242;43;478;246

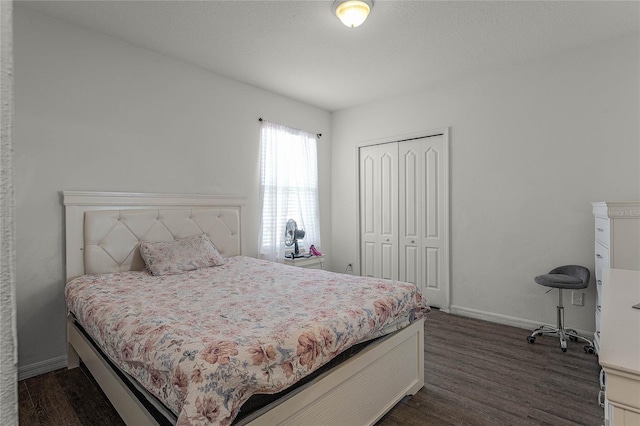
284;219;306;258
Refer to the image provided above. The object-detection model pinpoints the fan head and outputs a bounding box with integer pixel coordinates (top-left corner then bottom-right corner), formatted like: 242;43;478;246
284;219;306;256
284;219;297;247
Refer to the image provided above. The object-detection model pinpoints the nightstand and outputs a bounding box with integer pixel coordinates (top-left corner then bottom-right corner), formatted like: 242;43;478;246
283;255;324;269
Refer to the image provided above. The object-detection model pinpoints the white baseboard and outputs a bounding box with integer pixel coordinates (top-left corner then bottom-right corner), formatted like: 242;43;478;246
18;355;67;381
448;305;593;338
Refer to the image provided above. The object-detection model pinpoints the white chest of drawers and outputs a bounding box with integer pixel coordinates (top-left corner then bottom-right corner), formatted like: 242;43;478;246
599;269;640;425
592;201;640;353
592;202;640;424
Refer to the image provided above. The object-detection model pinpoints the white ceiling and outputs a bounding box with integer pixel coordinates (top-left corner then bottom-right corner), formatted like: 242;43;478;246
18;1;640;112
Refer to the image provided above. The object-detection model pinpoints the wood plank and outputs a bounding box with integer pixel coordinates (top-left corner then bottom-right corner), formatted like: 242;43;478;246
23;371;82;426
56;365;125;426
18;381;39;426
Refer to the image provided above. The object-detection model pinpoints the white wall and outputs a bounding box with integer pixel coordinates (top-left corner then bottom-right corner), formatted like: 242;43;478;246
331;34;640;333
13;7;331;374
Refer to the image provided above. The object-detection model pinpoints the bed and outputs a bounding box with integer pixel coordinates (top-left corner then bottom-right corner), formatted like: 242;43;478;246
63;191;426;425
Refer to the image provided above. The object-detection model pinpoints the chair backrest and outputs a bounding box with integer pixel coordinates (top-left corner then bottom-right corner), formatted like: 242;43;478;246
549;265;590;284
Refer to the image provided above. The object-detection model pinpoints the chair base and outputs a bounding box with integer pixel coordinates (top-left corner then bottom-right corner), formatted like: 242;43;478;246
527;325;594;353
526;288;595;353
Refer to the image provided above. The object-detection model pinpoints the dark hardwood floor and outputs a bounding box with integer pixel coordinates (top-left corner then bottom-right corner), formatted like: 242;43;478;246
18;361;124;426
19;309;603;425
379;310;603;426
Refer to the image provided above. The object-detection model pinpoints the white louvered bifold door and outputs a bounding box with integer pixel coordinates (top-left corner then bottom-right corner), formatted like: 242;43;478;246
359;143;398;280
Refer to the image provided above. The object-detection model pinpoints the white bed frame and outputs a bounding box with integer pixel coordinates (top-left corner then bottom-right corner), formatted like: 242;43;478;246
63;191;425;425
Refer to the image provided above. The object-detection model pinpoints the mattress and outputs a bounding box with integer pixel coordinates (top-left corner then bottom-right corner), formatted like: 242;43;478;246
66;256;428;425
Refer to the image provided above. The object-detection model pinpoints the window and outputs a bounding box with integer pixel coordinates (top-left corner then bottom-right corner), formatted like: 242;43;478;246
258;120;321;261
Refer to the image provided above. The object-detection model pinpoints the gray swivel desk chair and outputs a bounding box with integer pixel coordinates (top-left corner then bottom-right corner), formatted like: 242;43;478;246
526;265;595;353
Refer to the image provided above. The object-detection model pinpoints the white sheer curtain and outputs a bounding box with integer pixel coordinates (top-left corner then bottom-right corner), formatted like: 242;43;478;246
258;120;321;262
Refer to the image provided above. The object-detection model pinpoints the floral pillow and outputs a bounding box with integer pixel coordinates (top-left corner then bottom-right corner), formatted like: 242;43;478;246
139;234;225;276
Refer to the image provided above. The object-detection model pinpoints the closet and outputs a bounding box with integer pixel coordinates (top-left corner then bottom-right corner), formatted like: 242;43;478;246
358;131;450;309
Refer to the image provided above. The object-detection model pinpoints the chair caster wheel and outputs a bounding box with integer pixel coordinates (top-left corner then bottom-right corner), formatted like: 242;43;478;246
584;345;595;354
561;340;567;352
526;336;536;344
562;347;567;352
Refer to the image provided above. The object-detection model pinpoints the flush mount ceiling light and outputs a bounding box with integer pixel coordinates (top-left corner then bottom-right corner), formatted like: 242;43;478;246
333;0;373;28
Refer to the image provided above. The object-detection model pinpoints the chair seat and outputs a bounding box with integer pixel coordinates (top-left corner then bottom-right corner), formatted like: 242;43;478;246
534;273;587;289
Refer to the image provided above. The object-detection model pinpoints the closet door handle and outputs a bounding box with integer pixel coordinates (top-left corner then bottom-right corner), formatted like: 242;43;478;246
385;238;390;242
596;254;603;259
411;240;415;244
597;227;604;232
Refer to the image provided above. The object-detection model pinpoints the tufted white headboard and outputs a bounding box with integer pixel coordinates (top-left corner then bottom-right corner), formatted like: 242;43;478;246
63;191;246;281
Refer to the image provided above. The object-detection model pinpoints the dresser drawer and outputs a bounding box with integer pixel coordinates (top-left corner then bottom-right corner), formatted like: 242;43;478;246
595;217;610;247
595;240;611;282
605;371;640;419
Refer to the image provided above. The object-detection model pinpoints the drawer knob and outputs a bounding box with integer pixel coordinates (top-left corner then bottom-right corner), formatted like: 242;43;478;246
597;280;602;285
596;254;603;259
411;240;415;244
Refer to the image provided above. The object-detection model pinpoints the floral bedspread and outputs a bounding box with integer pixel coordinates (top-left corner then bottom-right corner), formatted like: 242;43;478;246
66;256;428;425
